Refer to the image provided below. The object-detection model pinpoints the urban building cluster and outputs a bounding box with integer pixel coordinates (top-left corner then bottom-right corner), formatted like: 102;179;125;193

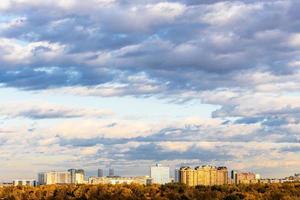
88;176;152;185
259;173;300;184
1;164;299;187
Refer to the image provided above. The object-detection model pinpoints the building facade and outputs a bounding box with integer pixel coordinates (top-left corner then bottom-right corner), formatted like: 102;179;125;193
98;169;104;177
68;169;77;184
108;168;114;177
150;164;170;184
88;176;151;185
38;171;71;185
38;169;85;185
179;165;228;186
13;179;37;186
231;170;258;184
174;168;180;183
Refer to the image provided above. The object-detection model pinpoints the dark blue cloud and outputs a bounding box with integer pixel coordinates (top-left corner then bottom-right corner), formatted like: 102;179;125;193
0;0;299;93
124;143;233;161
0;66;113;90
281;146;300;153
59;136;129;147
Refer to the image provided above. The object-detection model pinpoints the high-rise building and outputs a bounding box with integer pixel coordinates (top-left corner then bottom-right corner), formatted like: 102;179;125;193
38;171;71;185
231;170;238;184
150;164;170;184
180;166;194;186
98;169;104;177
217;167;228;185
179;165;228;186
68;169;76;184
68;169;85;184
75;169;85;184
174;168;180;183
38;169;85;185
109;168;114;177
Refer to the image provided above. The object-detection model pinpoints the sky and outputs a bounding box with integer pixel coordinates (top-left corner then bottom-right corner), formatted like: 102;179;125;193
0;0;300;181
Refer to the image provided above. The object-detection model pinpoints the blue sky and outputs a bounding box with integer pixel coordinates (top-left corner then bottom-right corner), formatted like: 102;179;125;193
0;0;300;181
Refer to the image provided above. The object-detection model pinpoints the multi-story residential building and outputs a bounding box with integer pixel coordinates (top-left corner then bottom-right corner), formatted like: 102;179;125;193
74;169;85;184
13;179;37;186
179;165;228;186
98;169;104;177
217;167;229;185
38;171;71;185
68;169;77;184
180;167;194;186
231;170;258;184
150;164;170;184
88;176;152;185
39;169;85;185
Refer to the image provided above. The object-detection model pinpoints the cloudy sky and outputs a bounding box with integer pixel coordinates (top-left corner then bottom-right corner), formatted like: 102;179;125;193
0;0;300;181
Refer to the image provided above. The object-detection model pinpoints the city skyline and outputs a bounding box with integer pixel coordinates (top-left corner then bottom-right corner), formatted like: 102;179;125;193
0;163;297;183
0;0;300;181
5;163;300;186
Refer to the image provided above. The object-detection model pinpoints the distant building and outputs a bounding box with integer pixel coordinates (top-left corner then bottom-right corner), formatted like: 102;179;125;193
88;176;151;185
38;171;71;185
150;164;170;184
255;174;261;180
216;167;229;185
174;168;180;183
74;169;85;184
260;173;300;184
68;169;77;184
231;170;238;184
98;169;104;177
109;168;114;177
13;179;37;187
285;173;300;182
38;169;85;185
260;178;281;184
179;165;228;186
0;182;13;187
231;170;258;184
180;166;194;186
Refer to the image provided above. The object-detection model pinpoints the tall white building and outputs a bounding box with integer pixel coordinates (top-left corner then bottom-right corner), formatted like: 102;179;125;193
68;169;85;184
38;169;85;185
150;164;170;184
38;171;71;185
75;172;85;184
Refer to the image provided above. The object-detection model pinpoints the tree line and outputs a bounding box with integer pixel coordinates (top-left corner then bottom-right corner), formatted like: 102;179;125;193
0;182;299;200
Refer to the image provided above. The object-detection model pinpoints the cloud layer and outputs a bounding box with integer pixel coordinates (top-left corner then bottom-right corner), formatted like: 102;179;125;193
0;0;300;94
